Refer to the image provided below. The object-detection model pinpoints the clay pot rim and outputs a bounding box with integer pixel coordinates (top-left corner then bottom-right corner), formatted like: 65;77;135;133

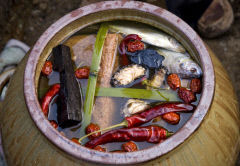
24;1;215;164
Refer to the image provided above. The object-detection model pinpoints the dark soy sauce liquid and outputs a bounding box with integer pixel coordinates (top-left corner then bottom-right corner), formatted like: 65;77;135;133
38;21;202;151
46;89;200;151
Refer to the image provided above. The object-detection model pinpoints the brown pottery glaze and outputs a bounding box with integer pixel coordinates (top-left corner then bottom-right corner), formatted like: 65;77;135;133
0;1;239;165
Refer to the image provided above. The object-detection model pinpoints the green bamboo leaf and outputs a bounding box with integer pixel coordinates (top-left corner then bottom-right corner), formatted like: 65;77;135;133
80;23;109;135
95;87;181;101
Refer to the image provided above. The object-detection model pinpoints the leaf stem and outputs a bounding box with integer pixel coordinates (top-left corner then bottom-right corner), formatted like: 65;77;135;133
79;120;127;143
79;23;109;135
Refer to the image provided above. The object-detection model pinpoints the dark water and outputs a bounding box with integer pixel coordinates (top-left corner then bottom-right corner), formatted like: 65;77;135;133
38;22;202;151
45;69;200;151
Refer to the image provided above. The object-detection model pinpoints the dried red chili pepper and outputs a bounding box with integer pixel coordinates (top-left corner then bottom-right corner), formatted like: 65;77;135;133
49;120;58;128
85;123;101;140
85;125;172;149
93;146;106;152
178;87;196;104
127;40;144;52
122;141;138;152
162;112;180;125
42;61;53;76
167;74;181;90
71;138;80;145
75;66;90;79
119;34;142;66
41;84;60;117
125;102;195;128
79;102;195;142
190;78;202;94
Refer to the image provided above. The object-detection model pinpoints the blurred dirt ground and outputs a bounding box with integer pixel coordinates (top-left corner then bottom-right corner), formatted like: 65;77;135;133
0;0;239;165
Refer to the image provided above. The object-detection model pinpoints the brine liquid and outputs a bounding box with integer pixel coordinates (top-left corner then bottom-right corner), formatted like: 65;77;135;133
38;21;202;151
40;70;200;151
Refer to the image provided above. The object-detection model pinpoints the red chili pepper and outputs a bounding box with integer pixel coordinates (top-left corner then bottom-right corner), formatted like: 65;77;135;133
85;125;172;149
71;138;81;145
49;120;58;128
162;112;180;125
42;61;53;76
75;66;90;79
41;84;60;117
125;102;195;128
79;102;195;143
119;34;142;66
122;141;138;152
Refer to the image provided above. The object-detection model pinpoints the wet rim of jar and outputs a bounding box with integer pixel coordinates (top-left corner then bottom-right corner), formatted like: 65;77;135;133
24;1;215;165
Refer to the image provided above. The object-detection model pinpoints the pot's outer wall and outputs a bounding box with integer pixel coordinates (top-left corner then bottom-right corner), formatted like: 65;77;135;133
23;1;216;164
0;47;239;166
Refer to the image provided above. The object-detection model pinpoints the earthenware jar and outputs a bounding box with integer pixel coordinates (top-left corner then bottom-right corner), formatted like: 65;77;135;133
0;1;239;165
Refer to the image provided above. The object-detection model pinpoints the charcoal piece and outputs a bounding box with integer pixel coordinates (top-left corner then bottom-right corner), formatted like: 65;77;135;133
53;45;83;128
127;49;165;69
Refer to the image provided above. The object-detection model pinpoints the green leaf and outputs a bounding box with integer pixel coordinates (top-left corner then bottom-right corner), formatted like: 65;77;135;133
95;87;180;101
80;23;109;136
